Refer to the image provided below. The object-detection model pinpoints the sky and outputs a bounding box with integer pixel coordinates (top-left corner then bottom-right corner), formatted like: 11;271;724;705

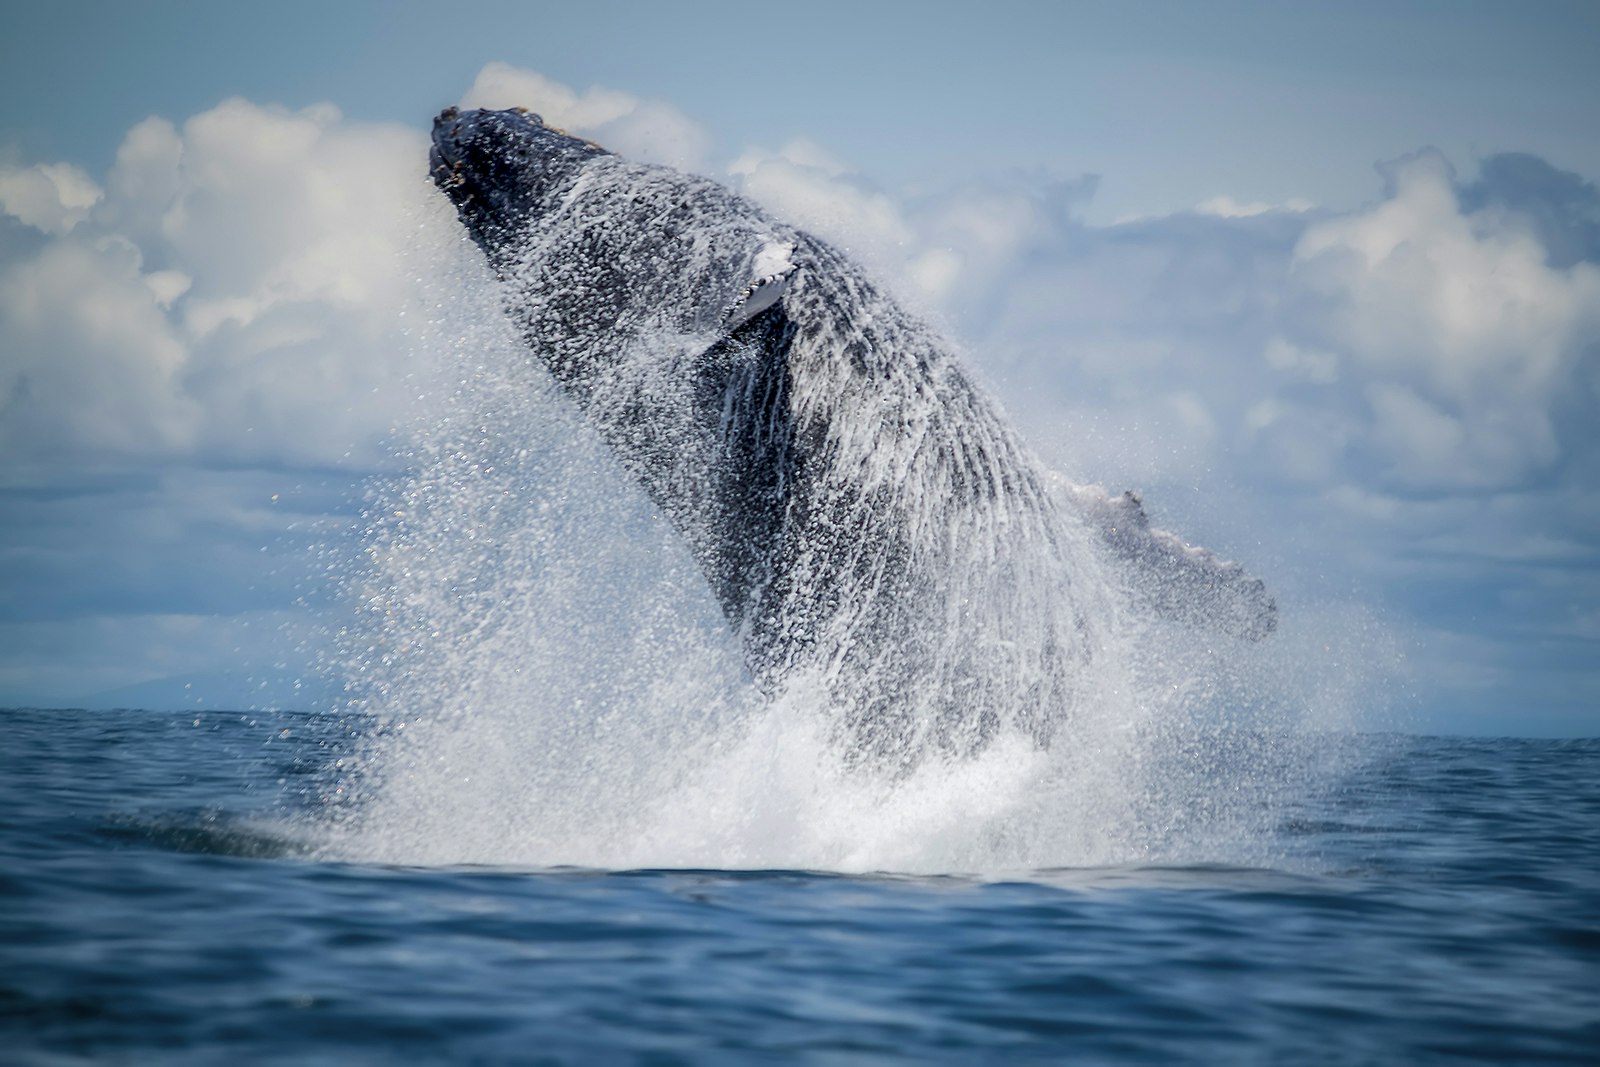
1;1;1598;735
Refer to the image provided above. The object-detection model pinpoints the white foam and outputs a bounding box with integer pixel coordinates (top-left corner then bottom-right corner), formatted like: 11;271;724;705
318;162;1376;877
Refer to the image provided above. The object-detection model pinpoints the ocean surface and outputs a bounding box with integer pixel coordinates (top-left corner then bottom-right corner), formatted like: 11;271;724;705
2;704;1596;1064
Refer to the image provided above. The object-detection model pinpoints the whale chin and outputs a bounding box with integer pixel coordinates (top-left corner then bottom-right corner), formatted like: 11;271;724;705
429;107;608;266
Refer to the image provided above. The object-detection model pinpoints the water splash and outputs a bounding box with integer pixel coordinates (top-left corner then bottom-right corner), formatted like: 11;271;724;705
316;166;1390;877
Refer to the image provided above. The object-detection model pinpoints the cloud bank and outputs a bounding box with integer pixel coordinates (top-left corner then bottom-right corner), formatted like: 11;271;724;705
1;101;443;477
2;65;1596;732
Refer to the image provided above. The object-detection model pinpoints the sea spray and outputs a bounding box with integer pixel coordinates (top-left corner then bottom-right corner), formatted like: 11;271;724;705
318;143;1387;875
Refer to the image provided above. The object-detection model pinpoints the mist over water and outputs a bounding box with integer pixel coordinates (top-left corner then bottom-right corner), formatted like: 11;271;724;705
317;188;1387;877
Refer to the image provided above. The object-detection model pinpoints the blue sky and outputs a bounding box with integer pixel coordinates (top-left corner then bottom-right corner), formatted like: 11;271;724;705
2;1;1598;734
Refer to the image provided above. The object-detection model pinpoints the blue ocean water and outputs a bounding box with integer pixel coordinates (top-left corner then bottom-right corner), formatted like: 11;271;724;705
1;705;1596;1064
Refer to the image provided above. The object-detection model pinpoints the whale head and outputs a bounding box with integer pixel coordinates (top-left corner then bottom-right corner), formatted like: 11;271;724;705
431;105;802;343
430;107;608;267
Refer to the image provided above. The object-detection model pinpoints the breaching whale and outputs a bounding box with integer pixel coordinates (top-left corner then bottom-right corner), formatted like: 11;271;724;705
428;107;1274;764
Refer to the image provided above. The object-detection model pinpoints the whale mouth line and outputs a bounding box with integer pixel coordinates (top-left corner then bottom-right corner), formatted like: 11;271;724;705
427;106;619;275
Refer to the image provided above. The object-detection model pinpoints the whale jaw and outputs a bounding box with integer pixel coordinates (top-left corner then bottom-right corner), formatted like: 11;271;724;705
429;107;608;264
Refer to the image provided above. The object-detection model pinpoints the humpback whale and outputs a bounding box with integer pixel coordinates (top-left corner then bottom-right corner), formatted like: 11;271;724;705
428;107;1274;764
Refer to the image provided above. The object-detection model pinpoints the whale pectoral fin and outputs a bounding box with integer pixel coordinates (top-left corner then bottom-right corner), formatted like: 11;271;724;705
1129;524;1278;641
1061;483;1278;640
723;239;798;331
723;269;795;330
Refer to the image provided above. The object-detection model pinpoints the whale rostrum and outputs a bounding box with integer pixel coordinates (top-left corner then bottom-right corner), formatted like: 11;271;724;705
429;107;1275;764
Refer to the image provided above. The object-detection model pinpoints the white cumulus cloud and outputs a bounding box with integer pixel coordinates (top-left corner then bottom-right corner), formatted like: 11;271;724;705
0;97;462;477
460;62;711;173
0;160;102;234
1276;149;1600;490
